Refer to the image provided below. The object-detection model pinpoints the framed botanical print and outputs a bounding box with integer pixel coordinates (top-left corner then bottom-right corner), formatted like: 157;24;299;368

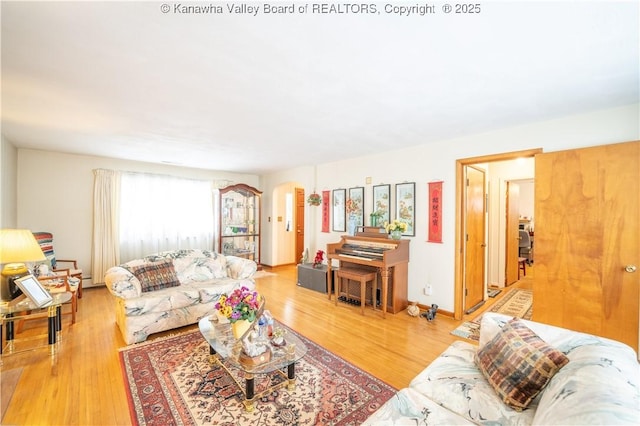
348;186;365;226
332;189;346;232
395;182;415;236
372;184;391;225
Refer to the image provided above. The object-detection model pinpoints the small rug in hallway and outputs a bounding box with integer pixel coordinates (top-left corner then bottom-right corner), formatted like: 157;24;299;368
451;288;533;342
487;288;502;298
119;323;395;425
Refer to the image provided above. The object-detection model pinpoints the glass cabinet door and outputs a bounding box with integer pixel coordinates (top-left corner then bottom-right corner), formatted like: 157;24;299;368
219;184;262;267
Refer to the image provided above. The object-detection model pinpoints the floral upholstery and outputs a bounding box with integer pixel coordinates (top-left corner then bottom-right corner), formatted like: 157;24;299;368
105;249;257;344
363;387;475;425
365;313;640;425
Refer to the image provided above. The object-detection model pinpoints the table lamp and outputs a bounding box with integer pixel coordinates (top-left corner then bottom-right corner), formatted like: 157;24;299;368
0;229;46;300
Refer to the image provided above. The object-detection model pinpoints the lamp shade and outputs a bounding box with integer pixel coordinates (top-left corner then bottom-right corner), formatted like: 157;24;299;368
0;229;47;265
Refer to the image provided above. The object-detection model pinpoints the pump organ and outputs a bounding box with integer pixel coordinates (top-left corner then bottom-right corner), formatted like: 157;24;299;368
327;229;410;316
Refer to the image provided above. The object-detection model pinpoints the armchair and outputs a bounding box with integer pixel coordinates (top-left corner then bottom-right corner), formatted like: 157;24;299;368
32;232;83;298
36;272;78;324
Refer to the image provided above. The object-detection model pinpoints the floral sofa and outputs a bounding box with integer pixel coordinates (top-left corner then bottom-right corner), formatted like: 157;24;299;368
364;312;640;425
105;249;257;344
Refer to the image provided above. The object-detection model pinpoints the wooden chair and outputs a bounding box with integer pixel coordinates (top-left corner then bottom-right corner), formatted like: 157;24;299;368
518;230;532;266
518;257;527;279
33;232;83;298
38;273;78;324
335;268;378;316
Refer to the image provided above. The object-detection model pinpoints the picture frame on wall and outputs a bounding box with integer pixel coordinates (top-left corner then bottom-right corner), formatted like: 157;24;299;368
372;184;391;226
348;186;365;226
395;182;416;236
332;189;346;232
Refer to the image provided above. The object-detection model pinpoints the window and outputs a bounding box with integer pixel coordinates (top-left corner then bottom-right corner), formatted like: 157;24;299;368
119;172;214;262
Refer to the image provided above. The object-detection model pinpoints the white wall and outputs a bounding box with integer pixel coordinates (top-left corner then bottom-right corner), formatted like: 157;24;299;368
9;103;639;301
1;136;18;227
16;149;260;286
518;181;535;223
262;103;640;313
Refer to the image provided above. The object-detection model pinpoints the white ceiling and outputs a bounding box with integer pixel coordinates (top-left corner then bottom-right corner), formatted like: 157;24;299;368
2;1;638;174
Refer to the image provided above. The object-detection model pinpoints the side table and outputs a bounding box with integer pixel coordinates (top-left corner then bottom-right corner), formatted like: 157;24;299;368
0;292;71;363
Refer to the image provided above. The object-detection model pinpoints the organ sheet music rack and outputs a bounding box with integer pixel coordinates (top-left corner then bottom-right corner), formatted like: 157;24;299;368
326;231;410;316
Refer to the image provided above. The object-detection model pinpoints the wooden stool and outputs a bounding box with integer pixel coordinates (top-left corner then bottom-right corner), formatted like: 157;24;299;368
518;257;527;279
335;268;378;315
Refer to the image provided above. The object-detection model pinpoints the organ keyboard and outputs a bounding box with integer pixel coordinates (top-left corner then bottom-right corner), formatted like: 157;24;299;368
327;232;410;315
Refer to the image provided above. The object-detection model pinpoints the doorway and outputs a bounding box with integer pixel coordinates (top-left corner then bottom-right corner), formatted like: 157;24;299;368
454;148;542;320
269;182;305;267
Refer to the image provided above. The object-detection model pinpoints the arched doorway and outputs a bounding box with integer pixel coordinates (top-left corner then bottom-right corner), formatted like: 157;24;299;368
269;182;305;266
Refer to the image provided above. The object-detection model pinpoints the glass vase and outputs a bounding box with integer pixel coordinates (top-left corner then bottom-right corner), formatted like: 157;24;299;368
390;229;402;240
347;216;357;236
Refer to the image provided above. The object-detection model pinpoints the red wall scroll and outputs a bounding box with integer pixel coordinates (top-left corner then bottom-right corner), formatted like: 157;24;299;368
322;190;330;232
428;181;443;243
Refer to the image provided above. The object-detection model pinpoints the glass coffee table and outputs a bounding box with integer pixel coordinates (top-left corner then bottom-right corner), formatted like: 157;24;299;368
0;292;72;363
198;315;308;411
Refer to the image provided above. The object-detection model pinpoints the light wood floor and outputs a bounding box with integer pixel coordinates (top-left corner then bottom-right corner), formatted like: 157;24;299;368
1;265;532;425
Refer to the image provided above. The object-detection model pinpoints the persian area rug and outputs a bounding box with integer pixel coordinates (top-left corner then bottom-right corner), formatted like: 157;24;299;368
451;288;533;342
119;323;395;425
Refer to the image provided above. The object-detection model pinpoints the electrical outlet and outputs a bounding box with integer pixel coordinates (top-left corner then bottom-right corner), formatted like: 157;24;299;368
425;285;433;296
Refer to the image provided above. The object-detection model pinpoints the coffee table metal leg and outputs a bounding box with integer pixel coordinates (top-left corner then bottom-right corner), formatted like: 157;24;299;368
286;343;296;390
5;314;14;353
287;362;296;390
244;373;255;412
48;305;57;355
56;305;62;343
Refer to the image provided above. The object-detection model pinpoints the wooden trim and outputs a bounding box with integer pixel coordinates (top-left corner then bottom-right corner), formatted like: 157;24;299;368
411;301;454;318
454;148;542;320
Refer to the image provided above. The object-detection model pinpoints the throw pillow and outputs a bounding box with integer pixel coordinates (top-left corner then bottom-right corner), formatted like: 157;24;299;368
474;318;569;411
128;259;181;293
32;232;56;269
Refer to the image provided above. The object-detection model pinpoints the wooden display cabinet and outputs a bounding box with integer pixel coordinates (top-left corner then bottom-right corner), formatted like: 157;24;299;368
219;184;262;268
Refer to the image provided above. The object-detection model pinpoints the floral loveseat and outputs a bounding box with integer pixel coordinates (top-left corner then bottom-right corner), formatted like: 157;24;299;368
364;312;640;425
105;249;257;344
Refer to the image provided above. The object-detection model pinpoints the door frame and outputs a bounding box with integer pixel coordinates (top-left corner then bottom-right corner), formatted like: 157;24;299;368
463;165;487;314
505;181;521;286
454;148;542;320
295;187;305;266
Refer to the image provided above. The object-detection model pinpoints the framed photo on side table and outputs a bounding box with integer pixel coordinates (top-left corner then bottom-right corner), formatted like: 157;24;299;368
332;189;346;232
14;274;53;307
395;182;416;236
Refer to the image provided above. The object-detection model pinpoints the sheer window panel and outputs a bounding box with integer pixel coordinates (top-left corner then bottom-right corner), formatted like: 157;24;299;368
119;172;215;262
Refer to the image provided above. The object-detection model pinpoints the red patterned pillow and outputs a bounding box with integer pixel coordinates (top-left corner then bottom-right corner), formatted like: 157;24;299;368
129;259;180;293
474;318;569;411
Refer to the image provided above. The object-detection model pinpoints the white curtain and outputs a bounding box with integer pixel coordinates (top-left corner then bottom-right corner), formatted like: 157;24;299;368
119;172;215;262
91;169;121;284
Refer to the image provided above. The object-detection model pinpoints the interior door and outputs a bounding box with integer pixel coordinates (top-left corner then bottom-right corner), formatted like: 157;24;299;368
505;182;520;285
464;165;486;313
534;141;639;352
295;188;305;265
